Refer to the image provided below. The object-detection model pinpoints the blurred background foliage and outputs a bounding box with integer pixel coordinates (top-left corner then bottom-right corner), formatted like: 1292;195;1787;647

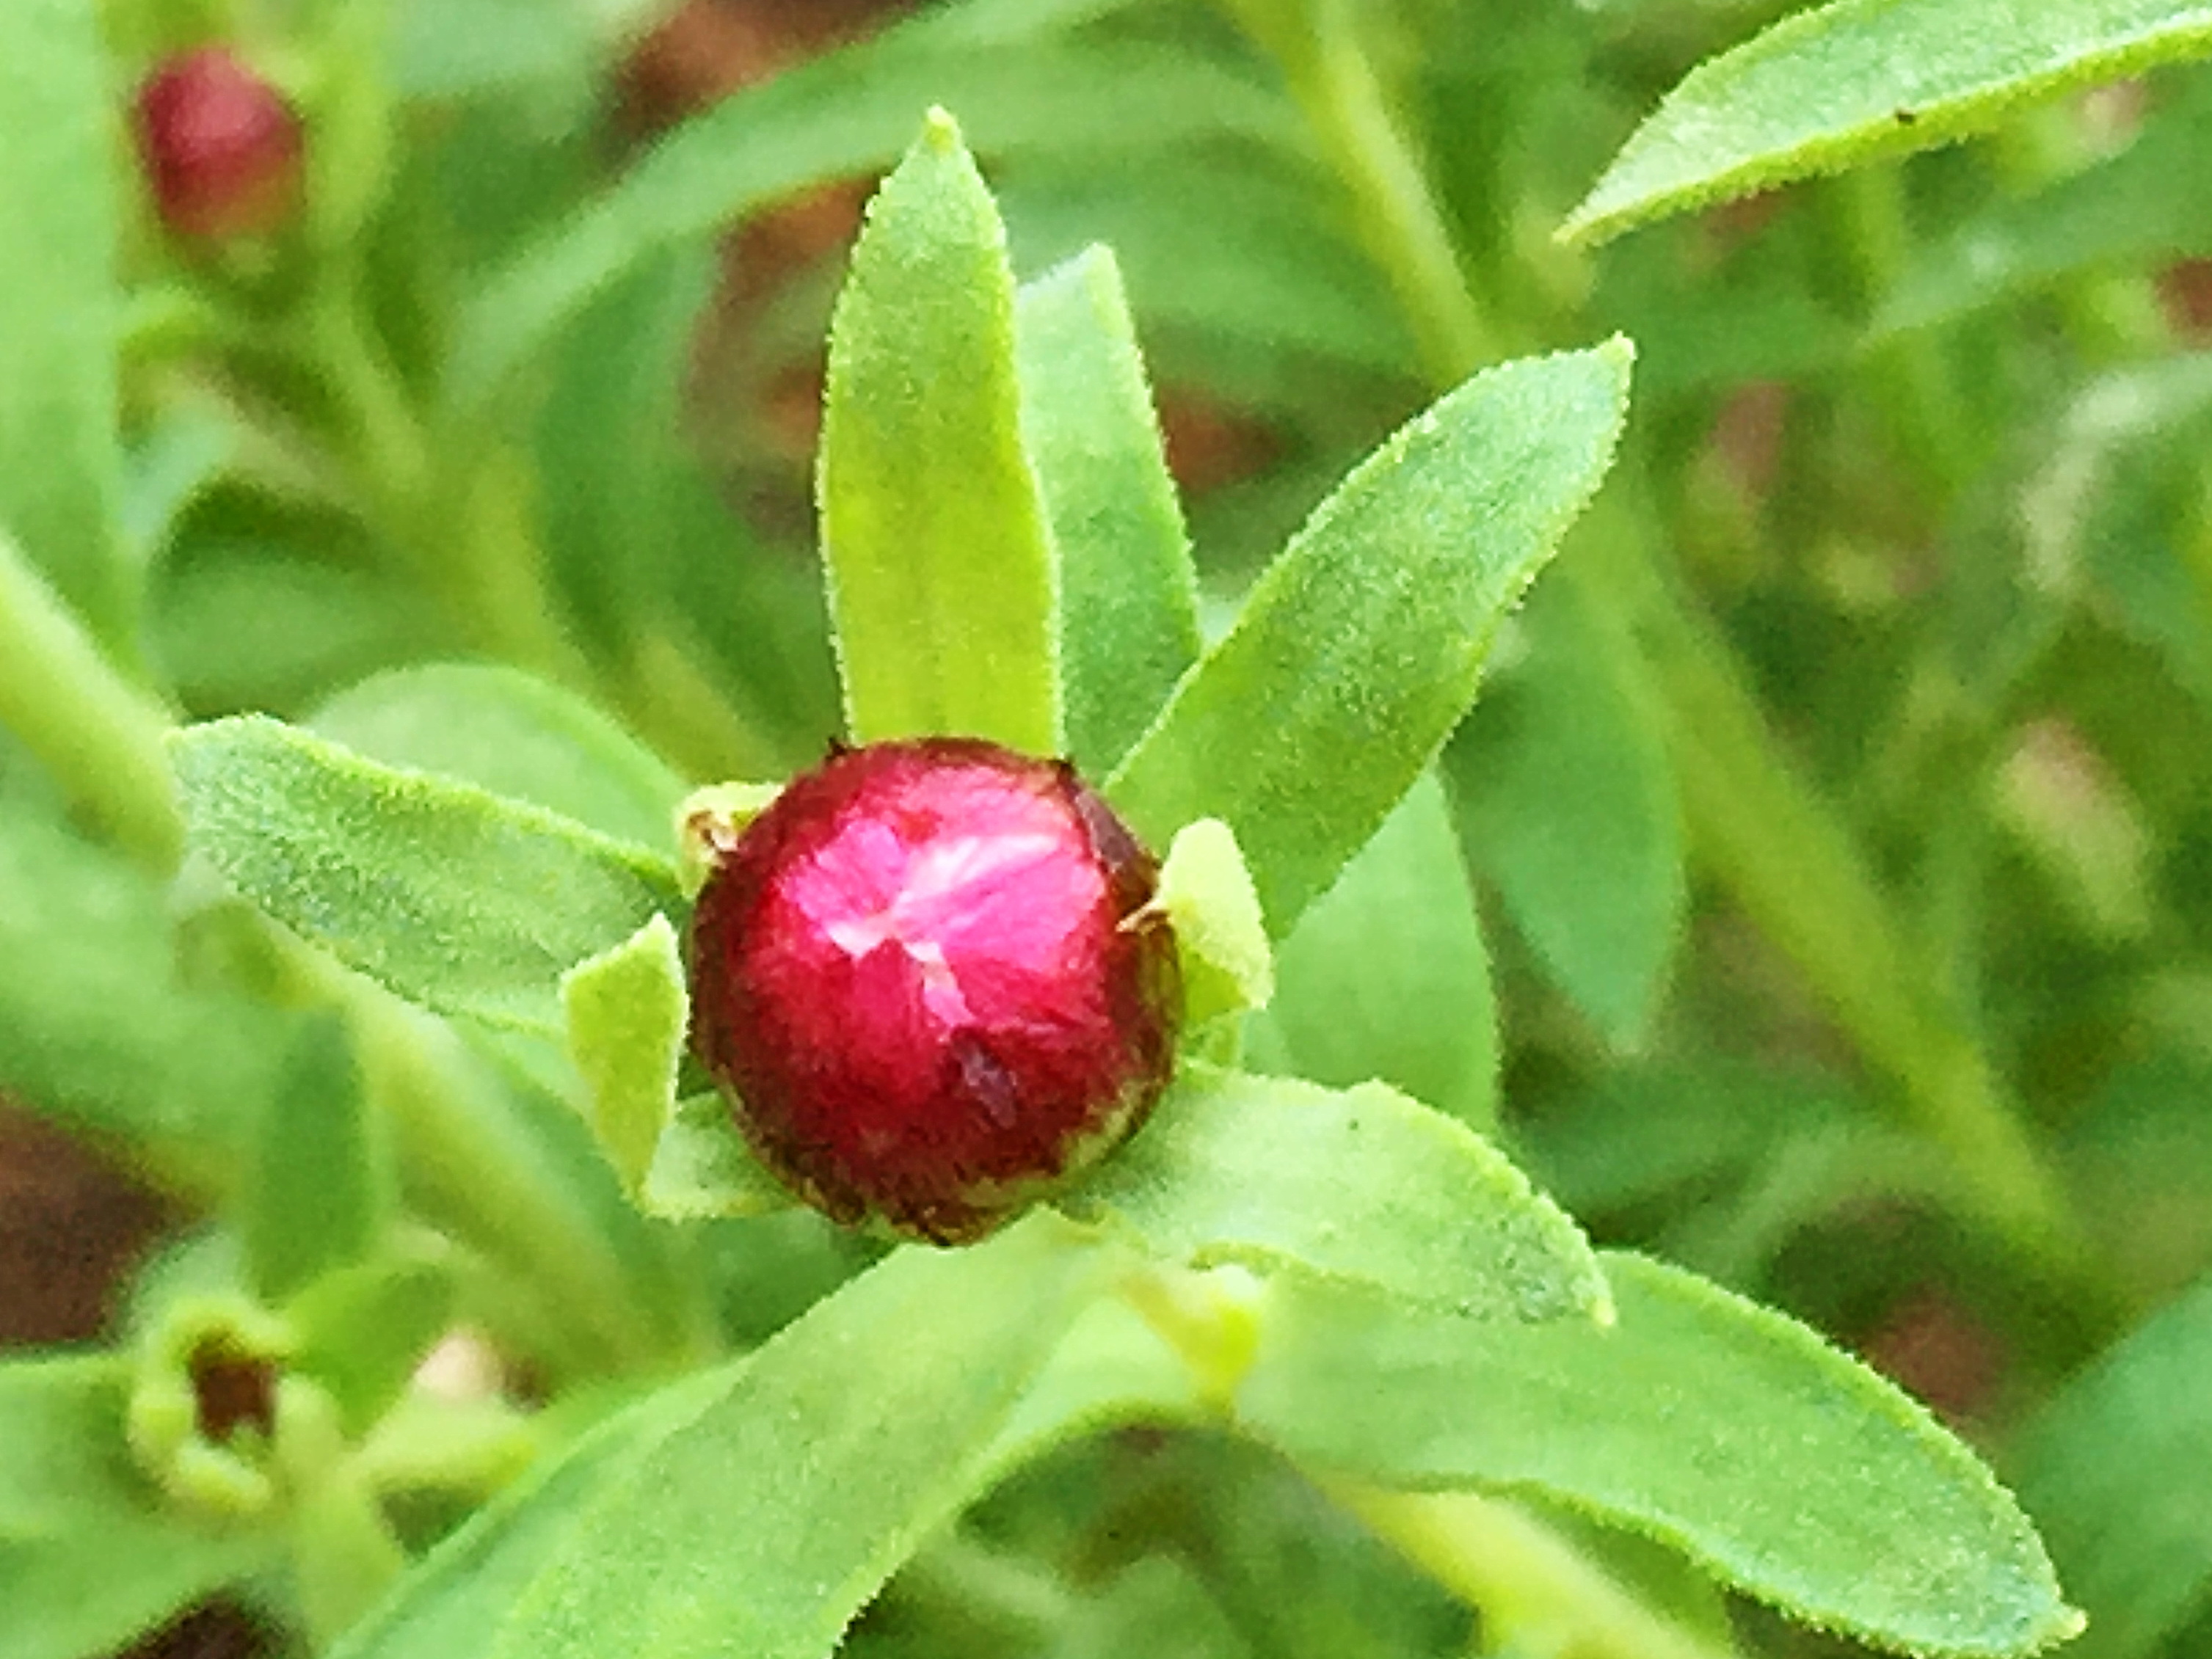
10;0;2212;1654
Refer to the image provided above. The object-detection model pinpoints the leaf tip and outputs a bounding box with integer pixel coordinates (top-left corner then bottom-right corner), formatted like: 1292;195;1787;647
920;104;964;155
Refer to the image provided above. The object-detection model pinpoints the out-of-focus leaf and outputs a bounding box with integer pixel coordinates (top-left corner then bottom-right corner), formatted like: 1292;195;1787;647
819;112;1058;754
1880;84;2212;335
0;769;286;1195
0;0;128;643
1055;1559;1252;1659
451;15;1303;404
1016;246;1201;776
172;715;679;1036
311;664;684;855
1066;1065;1608;1321
484;1216;1110;1659
1107;343;1633;938
1240;1253;2081;1659
151;544;441;717
0;1356;272;1659
1447;572;1685;1048
2012;1272;2212;1659
243;1013;387;1302
1249;773;1496;1130
288;1260;456;1437
1567;0;2212;245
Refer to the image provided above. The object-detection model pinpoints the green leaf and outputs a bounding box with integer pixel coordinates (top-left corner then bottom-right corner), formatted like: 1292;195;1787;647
561;915;688;1196
448;15;1303;405
1107;343;1634;937
244;1012;388;1302
171;715;680;1036
1064;1065;1608;1322
1016;246;1202;776
288;1260;457;1438
0;1356;270;1659
1057;1559;1252;1659
487;1215;1113;1659
311;665;686;856
1152;817;1275;1029
1565;0;2212;244
328;1372;733;1659
820;111;1059;754
1249;773;1496;1129
0;772;286;1195
1445;572;1684;1048
1878;84;2212;336
0;0;128;643
641;1094;799;1223
1240;1253;2081;1659
2011;1271;2212;1659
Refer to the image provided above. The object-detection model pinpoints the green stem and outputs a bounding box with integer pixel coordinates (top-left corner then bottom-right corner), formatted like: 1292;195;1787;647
0;531;182;869
1235;5;2089;1278
1335;1484;1738;1659
1228;0;1496;384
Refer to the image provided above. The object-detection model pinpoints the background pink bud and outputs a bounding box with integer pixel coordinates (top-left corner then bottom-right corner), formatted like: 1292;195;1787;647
134;47;303;241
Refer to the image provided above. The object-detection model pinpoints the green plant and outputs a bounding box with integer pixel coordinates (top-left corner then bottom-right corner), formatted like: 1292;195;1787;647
10;1;2212;1656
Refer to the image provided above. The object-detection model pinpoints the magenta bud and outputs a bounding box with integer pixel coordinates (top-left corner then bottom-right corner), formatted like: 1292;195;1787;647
688;737;1180;1243
134;47;303;241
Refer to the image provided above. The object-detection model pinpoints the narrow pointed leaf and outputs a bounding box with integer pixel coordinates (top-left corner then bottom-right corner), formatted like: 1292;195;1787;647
487;1215;1111;1659
1107;342;1632;937
172;715;679;1035
1240;1253;2080;1659
820;111;1058;752
1016;245;1202;775
561;914;688;1195
0;0;128;643
1065;1065;1607;1322
1250;773;1497;1129
1566;0;2212;245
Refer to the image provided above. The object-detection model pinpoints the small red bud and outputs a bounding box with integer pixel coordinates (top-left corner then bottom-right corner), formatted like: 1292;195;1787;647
688;738;1179;1243
134;48;303;241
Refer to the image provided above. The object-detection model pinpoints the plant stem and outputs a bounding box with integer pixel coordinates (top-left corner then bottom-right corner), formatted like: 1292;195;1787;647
1334;1484;1738;1659
0;530;183;869
1232;4;2090;1277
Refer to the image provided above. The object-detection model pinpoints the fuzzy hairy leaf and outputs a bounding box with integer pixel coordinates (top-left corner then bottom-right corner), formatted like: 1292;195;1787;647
1107;343;1632;937
1066;1065;1608;1323
1567;0;2212;244
1240;1253;2080;1658
486;1215;1110;1659
819;112;1058;754
171;715;680;1036
561;914;688;1197
1016;246;1202;776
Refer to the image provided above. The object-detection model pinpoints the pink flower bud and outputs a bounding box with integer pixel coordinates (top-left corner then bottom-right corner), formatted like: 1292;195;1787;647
689;738;1179;1242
